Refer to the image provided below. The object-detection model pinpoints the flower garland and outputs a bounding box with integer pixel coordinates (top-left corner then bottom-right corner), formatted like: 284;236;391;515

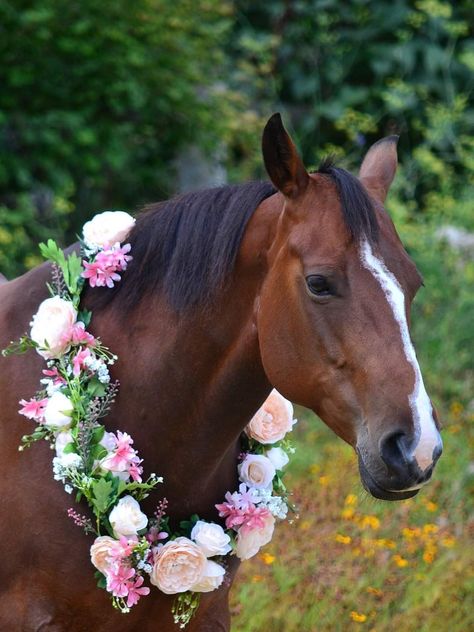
2;211;297;628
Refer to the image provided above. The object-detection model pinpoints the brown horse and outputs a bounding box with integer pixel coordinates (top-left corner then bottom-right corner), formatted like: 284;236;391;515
0;114;442;631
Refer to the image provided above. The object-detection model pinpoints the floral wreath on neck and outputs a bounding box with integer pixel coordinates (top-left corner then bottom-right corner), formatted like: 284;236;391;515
3;211;297;628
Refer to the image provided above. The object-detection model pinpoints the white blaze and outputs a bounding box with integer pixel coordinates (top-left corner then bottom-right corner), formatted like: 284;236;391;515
360;240;442;471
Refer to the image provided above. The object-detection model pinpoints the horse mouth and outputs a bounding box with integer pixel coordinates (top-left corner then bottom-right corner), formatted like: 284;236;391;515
358;458;420;501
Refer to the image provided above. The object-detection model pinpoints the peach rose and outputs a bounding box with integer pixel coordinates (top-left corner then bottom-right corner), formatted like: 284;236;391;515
90;536;116;574
235;513;275;561
150;537;207;595
30;296;77;359
245;389;294;444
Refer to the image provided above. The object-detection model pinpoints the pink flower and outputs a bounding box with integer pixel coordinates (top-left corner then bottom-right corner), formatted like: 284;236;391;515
101;431;137;472
106;564;135;598
146;527;168;544
61;322;96;347
72;347;92;377
42;367;67;386
108;536;137;563
19;397;48;421
215;502;247;530
82;260;122;288
239;506;272;534
126;575;150;608
128;459;143;483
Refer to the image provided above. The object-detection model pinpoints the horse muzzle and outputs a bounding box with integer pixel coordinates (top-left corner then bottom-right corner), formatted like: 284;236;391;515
356;430;443;501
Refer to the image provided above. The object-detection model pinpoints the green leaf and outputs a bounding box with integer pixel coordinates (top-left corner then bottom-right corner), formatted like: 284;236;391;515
66;252;83;293
77;310;92;326
91;478;115;514
62;442;77;454
91;426;105;444
87;378;107;398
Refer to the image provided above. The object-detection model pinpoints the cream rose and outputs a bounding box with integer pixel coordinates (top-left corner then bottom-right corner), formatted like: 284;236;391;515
238;454;276;489
109;495;148;537
149;537;207;594
235;513;275;561
246;389;294;444
30;296;77;359
190;520;232;557
82;211;135;249
265;447;289;471
54;430;74;457
44;392;74;429
190;560;226;593
90;536;117;575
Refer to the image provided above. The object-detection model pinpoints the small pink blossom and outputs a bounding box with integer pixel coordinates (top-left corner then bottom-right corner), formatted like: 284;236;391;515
146;527;169;544
42;367;67;386
72;347;92;377
101;431;137;472
19;397;48;421
108;536;137;563
239;506;272;535
82;260;121;288
128;459;143;483
126;574;150;607
61;322;96;347
106;564;135;598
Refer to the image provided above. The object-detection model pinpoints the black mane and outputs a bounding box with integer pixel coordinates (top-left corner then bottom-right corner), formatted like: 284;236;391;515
87;163;377;312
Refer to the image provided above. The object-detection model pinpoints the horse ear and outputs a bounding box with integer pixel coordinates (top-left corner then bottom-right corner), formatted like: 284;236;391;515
359;136;399;203
262;113;309;198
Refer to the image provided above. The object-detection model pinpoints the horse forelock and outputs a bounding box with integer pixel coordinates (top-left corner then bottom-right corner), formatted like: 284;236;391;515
315;159;379;244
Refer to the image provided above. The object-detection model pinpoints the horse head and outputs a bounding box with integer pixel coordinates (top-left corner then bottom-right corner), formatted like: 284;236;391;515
257;114;442;500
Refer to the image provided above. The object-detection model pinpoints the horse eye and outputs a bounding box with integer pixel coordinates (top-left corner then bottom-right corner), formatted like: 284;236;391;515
306;274;333;297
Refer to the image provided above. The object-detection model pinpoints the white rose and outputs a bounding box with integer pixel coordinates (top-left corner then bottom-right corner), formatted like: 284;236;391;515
82;211;135;249
55;430;74;457
238;454;276;490
265;447;289;471
55;451;82;469
235;513;275;561
109;495;148;537
190;520;232;557
30;296;77;359
44;392;74;429
100;431;117;452
190;560;226;593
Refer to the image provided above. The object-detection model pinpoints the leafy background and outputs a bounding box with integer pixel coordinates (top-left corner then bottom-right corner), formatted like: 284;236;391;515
1;0;473;629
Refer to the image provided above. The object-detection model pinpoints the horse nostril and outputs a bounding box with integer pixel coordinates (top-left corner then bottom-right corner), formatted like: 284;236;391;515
379;431;412;473
432;442;443;463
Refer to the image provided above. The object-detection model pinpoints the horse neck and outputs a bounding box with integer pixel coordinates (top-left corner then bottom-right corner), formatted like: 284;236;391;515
89;194;281;518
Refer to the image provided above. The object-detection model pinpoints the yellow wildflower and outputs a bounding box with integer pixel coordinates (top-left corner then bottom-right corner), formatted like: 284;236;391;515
319;475;330;486
260;552;276;565
423;550;435;564
350;611;367;623
335;534;352;544
374;538;396;549
342;507;355;520
251;574;263;583
440;535;456;548
423;500;438;512
392;554;409;568
366;586;383;597
345;494;358;506
360;515;380;530
299;520;311;531
402;527;421;540
423;524;439;535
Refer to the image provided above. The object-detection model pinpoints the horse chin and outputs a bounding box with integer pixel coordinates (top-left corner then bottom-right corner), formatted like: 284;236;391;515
358;459;420;502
